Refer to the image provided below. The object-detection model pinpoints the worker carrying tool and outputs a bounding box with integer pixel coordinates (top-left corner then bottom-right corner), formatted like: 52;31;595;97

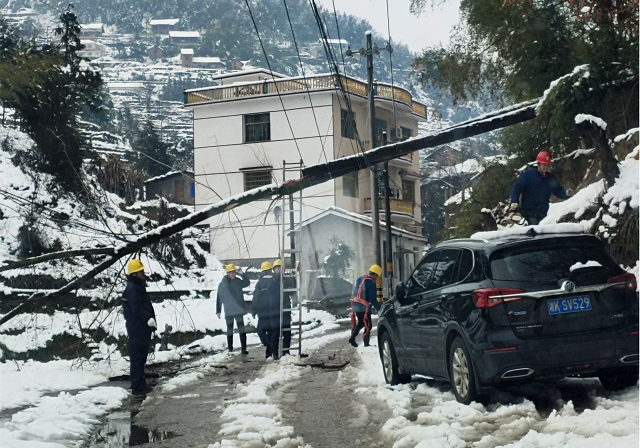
252;261;275;359
122;259;156;395
349;264;383;348
216;264;250;354
510;151;570;225
269;259;292;356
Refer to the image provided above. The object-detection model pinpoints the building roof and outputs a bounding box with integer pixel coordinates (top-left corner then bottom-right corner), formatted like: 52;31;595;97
193;57;222;64
301;207;428;242
150;18;179;26
186;68;286;86
80;23;103;31
145;170;194;184
169;31;199;38
180;48;194;55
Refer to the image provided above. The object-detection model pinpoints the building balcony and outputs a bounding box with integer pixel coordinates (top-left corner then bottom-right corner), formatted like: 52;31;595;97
184;74;428;119
364;197;415;224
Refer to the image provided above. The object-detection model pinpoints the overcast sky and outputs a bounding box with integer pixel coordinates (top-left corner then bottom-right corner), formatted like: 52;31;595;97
315;0;461;53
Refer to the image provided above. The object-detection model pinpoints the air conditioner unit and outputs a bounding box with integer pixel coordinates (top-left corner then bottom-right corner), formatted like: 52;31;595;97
395;127;403;140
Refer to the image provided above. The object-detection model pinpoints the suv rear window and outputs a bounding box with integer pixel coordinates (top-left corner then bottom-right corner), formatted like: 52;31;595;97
490;241;621;283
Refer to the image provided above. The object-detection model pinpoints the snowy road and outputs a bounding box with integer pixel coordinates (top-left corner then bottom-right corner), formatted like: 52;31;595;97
84;317;638;448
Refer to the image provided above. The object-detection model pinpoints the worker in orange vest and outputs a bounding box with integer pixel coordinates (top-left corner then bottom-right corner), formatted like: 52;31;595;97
349;264;382;347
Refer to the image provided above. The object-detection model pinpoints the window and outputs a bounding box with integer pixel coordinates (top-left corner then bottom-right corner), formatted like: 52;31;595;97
340;109;356;139
402;179;415;204
243;169;272;191
430;249;460;290
375;119;387;146
343;170;358;197
401;127;412;141
244;113;270;142
489;242;619;283
456;249;474;283
407;251;440;296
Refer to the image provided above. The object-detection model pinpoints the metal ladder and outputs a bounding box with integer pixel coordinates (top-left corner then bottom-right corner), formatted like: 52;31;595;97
278;160;304;358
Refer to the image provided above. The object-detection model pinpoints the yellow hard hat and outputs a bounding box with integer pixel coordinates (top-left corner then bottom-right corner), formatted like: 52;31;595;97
261;261;273;271
272;259;282;268
127;259;145;275
369;264;382;277
225;264;237;273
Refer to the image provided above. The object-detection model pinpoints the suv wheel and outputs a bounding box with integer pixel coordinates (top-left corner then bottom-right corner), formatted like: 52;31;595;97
599;366;639;391
449;337;479;404
380;332;411;385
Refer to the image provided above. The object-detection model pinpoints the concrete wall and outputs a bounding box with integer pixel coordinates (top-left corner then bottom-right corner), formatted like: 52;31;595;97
192;91;336;261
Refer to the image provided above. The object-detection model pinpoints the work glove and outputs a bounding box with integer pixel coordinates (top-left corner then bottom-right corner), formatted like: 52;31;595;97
147;318;157;329
510;203;518;212
216;313;221;319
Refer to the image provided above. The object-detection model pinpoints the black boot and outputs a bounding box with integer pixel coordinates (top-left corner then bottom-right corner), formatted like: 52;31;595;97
227;335;234;352
240;334;248;355
265;345;272;358
348;334;358;347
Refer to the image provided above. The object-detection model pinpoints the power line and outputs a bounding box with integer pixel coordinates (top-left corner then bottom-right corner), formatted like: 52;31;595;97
282;0;330;166
243;0;306;166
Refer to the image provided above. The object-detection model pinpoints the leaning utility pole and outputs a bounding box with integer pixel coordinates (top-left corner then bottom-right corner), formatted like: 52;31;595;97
382;132;393;298
366;31;382;269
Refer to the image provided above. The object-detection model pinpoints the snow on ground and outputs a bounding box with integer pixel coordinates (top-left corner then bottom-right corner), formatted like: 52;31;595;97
352;345;639;448
1;387;129;448
204;311;340;448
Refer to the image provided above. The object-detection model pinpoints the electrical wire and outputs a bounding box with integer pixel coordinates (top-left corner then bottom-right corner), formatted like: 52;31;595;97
243;0;306;166
282;0;329;165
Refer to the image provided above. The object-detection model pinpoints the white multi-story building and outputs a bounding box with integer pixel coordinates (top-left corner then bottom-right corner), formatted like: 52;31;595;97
185;68;427;273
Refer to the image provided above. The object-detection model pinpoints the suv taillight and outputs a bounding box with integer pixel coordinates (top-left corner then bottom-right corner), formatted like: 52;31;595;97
473;288;525;308
607;273;637;290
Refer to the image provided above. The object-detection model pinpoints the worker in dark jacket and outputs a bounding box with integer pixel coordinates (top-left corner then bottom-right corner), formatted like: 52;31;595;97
122;259;156;394
252;261;274;358
216;264;250;354
268;259;291;357
510;151;570;224
349;264;382;347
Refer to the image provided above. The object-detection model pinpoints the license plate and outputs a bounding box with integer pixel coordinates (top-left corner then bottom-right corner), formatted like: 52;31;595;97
547;295;592;315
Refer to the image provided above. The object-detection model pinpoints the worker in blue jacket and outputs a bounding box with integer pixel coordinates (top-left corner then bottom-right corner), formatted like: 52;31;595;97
252;261;275;358
216;264;251;354
349;265;382;347
122;259;156;395
510;151;570;224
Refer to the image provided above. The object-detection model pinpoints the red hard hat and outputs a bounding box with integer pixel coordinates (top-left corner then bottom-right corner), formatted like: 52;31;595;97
536;151;552;164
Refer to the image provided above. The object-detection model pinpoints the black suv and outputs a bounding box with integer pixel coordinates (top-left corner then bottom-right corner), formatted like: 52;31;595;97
377;232;639;403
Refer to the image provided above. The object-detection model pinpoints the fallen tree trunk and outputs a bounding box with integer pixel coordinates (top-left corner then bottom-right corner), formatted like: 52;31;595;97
0;100;540;327
0;247;115;273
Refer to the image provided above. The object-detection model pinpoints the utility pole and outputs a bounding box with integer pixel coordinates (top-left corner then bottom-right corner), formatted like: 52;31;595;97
366;31;382;270
382;132;393;298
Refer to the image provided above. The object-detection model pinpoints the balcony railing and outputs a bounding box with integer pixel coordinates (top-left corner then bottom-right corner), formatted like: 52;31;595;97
185;74;427;118
364;197;414;215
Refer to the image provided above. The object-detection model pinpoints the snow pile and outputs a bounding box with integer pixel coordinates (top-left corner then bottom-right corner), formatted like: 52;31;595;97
575;114;607;130
211;361;306;448
0;359;111;412
471;223;585;240
1;387;129;448
352;346;639;448
570;260;602;272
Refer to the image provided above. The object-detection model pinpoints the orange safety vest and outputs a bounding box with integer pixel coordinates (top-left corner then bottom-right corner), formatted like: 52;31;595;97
351;275;375;313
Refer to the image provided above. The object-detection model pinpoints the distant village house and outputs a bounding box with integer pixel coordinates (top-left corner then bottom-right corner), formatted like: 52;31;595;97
169;30;199;47
79;23;103;40
147;45;164;61
149;18;180;35
144;171;195;205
